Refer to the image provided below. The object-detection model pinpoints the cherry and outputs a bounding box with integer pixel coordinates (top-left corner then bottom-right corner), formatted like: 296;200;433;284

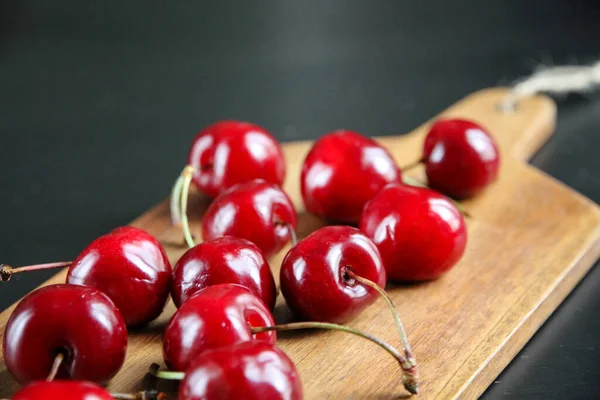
11;381;113;400
67;226;172;327
280;225;386;323
178;342;302;400
186;120;285;198
417;118;500;199
201;179;297;257
3;284;128;385
301;130;402;224
360;183;467;281
279;226;418;385
1;227;172;327
163;284;276;372
10;381;165;400
172;236;276;310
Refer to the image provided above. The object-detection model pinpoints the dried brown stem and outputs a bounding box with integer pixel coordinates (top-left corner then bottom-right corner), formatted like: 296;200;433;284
0;261;71;282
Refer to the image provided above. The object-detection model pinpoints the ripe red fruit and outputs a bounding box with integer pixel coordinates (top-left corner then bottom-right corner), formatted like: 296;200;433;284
3;284;128;385
280;226;386;323
11;381;113;400
11;381;164;400
172;236;276;309
67;226;172;327
188;120;286;198
202;179;297;257
360;184;467;281
163;284;276;372
301;130;402;224
179;342;302;400
423;118;500;198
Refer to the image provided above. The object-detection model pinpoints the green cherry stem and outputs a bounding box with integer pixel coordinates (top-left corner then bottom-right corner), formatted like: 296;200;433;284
179;165;197;249
0;261;72;282
402;176;471;218
149;363;185;381
169;173;185;226
250;322;419;395
400;158;424;172
46;352;65;381
344;269;415;366
111;390;168;400
287;223;298;247
274;219;297;247
401;175;427;188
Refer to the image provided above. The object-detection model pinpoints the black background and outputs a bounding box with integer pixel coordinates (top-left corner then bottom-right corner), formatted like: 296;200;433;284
1;1;600;398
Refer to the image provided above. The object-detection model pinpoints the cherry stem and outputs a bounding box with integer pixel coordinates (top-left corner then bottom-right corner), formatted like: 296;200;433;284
148;363;185;381
345;269;415;367
46;352;65;382
111;391;168;400
273;218;297;246
179;165;197;249
400;158;424;171
401;175;427;189
283;222;298;246
402;176;472;218
250;322;419;395
0;261;71;282
169;174;185;226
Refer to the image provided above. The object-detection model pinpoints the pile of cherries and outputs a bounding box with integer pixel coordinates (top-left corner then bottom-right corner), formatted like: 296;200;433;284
1;118;500;399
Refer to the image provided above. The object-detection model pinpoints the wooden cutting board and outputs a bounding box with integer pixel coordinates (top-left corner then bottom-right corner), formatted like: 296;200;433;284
1;88;599;399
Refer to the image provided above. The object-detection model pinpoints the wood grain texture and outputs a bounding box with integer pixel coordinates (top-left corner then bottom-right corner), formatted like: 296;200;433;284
2;88;599;399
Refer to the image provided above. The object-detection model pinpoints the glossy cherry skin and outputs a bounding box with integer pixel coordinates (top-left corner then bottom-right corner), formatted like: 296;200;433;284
12;381;113;400
202;179;297;257
280;226;386;323
67;226;172;327
163;284;276;372
423;118;500;199
360;184;467;281
3;284;128;385
172;236;276;310
179;342;302;400
188;120;286;198
301;130;402;224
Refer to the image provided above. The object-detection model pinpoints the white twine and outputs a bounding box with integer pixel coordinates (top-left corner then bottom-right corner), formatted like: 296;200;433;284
500;60;600;111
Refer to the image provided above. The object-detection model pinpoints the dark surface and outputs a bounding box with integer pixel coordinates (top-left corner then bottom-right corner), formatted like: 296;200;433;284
1;1;600;398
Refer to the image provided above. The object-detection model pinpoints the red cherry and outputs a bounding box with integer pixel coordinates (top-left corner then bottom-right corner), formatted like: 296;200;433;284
360;183;467;281
202;179;297;257
179;342;302;400
422;118;500;198
280;226;386;323
11;381;113;400
3;284;127;385
163;284;276;372
11;381;165;400
188;120;286;198
172;236;276;309
301;130;402;224
67;226;172;327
